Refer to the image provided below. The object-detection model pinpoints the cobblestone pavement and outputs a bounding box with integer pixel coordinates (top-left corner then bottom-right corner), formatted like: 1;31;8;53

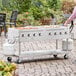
18;40;76;76
0;36;76;76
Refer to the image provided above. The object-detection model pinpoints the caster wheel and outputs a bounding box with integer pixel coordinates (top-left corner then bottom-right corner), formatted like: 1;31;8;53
16;59;21;64
7;57;12;62
53;55;57;58
64;54;68;59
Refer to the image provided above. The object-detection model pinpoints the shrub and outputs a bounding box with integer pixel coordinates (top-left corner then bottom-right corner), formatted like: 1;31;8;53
61;0;76;14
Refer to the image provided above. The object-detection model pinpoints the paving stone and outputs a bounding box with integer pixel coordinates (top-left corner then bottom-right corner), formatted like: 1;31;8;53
0;36;76;76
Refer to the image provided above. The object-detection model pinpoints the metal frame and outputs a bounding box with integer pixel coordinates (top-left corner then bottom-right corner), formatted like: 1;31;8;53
5;26;70;63
14;26;70;63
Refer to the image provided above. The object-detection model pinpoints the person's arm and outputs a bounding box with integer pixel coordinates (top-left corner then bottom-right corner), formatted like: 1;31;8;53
64;6;76;26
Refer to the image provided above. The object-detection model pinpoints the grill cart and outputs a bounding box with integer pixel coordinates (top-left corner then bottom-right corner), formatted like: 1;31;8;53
3;25;73;63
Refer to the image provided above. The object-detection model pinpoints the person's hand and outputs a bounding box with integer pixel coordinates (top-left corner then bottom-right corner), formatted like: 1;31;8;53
64;23;67;26
64;20;69;26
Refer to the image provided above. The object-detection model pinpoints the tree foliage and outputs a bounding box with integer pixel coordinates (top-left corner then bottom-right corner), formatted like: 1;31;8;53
3;0;61;12
47;0;61;10
1;0;62;23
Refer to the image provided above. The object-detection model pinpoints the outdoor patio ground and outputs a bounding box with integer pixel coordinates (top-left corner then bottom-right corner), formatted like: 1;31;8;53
0;35;76;76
